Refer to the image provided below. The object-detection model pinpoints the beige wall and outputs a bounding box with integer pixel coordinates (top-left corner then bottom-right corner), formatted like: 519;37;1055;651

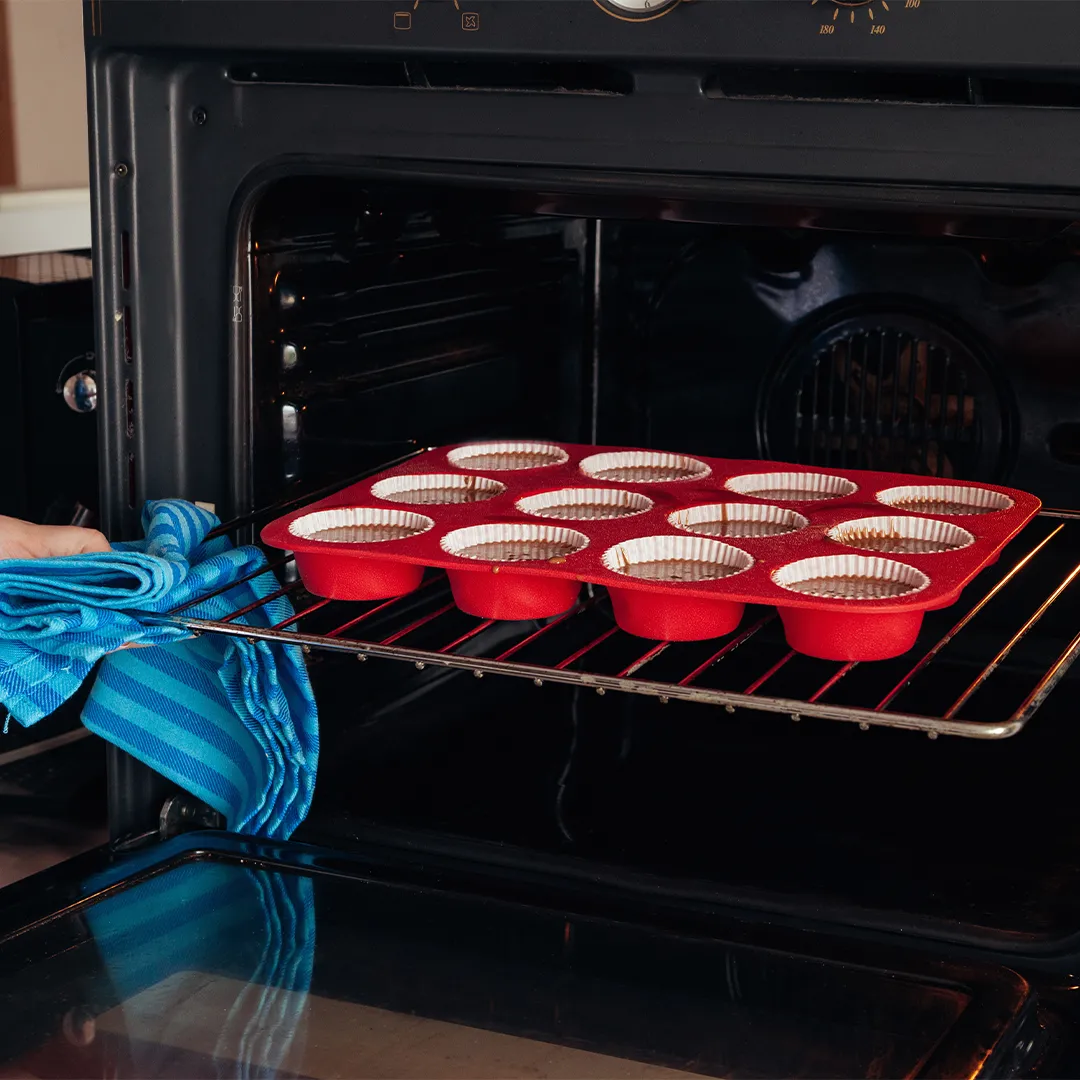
6;0;87;190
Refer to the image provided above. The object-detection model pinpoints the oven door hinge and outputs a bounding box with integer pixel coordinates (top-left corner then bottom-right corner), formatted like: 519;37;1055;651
158;793;225;838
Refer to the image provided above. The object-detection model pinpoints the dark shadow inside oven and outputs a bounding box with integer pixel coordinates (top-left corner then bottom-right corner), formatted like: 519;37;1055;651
248;177;1080;944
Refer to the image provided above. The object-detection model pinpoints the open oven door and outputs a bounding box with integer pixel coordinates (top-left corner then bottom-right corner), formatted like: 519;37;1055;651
0;831;1041;1079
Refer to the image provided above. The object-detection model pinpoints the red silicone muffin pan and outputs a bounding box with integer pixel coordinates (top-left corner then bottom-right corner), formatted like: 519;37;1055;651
260;441;1042;661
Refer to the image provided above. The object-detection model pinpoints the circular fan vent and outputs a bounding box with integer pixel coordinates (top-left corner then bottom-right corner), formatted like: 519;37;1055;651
761;312;1010;480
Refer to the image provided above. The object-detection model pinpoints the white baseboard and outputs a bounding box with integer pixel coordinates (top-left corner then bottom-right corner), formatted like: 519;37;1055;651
0;187;92;257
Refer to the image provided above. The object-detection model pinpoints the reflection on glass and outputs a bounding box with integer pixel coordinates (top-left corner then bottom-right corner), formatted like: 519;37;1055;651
0;857;997;1079
1;862;314;1079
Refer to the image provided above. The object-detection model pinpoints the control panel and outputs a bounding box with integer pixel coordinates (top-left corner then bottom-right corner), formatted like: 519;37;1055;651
373;1;1080;70
591;0;923;36
95;1;1080;74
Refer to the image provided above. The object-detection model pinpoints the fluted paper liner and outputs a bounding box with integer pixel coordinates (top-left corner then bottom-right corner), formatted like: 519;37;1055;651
602;534;753;584
517;487;653;521
725;471;858;502
441;522;589;563
447;441;569;471
579;450;710;484
670;502;808;539
876;483;1014;515
289;506;434;544
773;554;930;600
372;472;506;505
828;515;975;555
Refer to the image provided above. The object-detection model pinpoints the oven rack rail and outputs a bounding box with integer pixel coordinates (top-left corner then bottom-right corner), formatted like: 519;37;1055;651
159;502;1080;741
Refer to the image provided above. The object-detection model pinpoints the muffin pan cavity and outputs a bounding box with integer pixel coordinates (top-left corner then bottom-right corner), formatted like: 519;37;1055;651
446;441;569;471
371;473;506;505
726;471;858;502
877;484;1014;516
517;487;653;521
579;450;710;484
671;503;808;540
828;516;974;555
773;554;930;601
440;523;588;563
289;507;433;545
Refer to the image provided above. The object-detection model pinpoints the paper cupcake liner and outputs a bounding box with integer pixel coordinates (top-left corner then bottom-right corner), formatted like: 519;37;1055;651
725;471;858;502
602;534;753;584
669;502;808;539
876;484;1014;515
578;450;711;484
828;515;975;555
772;554;930;601
446;441;569;471
441;522;589;563
289;507;434;545
516;487;654;521
371;473;506;505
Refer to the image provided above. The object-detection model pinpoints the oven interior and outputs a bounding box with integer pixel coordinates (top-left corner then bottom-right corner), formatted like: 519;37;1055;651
238;177;1080;943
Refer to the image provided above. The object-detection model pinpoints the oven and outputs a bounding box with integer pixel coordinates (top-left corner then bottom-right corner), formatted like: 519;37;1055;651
5;1;1080;1075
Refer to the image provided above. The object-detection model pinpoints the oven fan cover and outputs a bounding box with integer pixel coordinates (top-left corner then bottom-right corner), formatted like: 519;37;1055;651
760;311;1010;482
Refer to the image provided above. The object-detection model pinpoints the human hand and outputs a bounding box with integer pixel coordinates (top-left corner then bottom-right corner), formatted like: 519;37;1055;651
0;516;110;561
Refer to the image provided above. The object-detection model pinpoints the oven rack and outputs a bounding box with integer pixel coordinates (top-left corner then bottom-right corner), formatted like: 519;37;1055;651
159;503;1080;741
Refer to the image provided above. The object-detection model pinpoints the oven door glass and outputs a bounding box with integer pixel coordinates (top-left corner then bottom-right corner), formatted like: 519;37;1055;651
0;833;1033;1079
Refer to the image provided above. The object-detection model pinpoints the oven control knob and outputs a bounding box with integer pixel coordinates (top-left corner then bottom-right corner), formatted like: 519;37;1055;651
62;370;97;413
594;0;680;20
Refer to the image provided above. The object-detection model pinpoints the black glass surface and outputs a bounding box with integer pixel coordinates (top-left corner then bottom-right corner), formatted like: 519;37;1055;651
0;845;1030;1079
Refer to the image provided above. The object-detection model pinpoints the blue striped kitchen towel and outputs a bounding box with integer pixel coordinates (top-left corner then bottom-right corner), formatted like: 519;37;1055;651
0;499;318;839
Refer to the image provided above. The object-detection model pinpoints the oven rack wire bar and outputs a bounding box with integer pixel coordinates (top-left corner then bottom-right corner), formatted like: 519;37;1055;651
148;510;1080;741
205;447;426;542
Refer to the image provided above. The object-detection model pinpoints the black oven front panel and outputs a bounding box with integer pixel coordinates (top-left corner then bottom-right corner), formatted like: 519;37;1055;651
93;0;1080;72
85;0;1080;539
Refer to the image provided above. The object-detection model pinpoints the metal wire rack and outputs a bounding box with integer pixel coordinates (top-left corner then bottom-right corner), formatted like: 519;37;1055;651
161;471;1080;742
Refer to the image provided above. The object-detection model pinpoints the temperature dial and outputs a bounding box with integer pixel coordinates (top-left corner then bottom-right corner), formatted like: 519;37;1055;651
594;0;680;22
814;0;917;33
